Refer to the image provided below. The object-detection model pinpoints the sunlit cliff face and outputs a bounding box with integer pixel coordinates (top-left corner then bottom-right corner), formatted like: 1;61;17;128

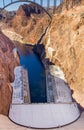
42;4;84;108
8;4;51;44
0;31;19;115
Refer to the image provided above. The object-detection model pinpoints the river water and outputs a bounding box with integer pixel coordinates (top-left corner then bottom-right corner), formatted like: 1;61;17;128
16;43;46;103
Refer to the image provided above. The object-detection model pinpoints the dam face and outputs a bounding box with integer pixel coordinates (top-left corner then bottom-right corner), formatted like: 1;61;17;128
10;46;80;129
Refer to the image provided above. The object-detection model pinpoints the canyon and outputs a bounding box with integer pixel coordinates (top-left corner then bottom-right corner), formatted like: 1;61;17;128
0;0;84;117
0;4;51;44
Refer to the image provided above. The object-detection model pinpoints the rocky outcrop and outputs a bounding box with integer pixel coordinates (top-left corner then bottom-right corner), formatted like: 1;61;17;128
55;0;82;13
16;4;44;16
9;4;51;44
41;5;84;107
0;31;19;115
0;9;16;22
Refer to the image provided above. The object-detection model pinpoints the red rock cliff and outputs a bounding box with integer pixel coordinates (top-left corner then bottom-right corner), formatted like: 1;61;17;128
0;31;19;115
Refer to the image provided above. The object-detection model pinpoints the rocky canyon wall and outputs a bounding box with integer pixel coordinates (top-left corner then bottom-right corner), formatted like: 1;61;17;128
9;4;51;44
42;4;84;107
0;1;84;115
0;31;19;115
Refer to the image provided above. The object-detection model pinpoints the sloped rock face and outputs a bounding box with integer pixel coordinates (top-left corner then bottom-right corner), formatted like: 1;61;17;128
42;5;84;107
10;4;51;44
0;31;19;115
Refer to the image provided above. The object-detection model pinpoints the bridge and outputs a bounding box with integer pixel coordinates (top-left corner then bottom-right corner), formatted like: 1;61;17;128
0;0;81;19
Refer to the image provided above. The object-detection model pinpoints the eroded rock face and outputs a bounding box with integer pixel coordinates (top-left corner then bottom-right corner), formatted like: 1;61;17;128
0;31;19;115
10;4;51;44
42;5;84;107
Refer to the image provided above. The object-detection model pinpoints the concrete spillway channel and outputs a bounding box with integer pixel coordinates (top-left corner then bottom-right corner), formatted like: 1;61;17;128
9;65;80;128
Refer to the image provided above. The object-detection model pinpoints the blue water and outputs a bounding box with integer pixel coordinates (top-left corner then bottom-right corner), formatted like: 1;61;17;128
18;45;46;103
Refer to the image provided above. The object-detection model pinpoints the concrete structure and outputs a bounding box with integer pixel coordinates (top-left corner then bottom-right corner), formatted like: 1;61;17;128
11;66;30;104
9;65;80;128
1;112;84;130
53;77;72;103
46;69;54;103
46;65;72;103
9;103;80;129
